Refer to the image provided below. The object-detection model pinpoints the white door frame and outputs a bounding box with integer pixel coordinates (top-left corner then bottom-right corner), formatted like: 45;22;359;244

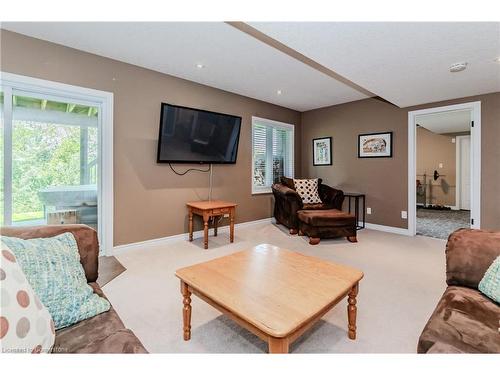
455;135;471;211
408;101;481;235
1;72;114;254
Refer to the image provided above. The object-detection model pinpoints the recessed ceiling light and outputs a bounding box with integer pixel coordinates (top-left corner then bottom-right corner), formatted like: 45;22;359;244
449;62;468;73
196;63;205;69
277;89;282;95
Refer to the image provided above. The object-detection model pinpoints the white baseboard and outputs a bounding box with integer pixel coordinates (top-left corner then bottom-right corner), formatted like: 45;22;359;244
363;222;411;236
111;217;272;255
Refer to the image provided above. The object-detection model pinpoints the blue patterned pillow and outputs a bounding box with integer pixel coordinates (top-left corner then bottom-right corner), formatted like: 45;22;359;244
1;233;110;330
478;256;500;304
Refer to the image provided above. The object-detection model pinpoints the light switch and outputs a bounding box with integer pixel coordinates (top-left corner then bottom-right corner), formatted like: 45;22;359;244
401;211;408;219
439;163;443;168
367;207;372;215
452;138;456;143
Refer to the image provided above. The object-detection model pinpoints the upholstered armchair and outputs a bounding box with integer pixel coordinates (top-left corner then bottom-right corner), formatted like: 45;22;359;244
271;177;344;234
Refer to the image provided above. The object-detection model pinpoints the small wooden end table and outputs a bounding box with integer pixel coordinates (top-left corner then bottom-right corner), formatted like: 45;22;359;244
186;200;237;249
176;245;363;353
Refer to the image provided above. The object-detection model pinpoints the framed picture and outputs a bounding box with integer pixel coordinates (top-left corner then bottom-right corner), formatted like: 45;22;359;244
312;137;332;166
358;132;393;158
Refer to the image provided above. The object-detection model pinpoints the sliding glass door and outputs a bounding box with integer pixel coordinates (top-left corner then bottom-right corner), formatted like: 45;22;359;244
1;88;100;233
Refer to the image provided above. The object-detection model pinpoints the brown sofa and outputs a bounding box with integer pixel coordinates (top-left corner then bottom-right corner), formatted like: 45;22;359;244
417;228;500;353
272;177;345;234
1;224;148;354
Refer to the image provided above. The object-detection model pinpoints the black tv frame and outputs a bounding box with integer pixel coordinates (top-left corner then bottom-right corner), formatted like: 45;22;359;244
156;102;242;164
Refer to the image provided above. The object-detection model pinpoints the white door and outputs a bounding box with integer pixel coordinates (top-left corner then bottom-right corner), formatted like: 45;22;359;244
460;136;471;210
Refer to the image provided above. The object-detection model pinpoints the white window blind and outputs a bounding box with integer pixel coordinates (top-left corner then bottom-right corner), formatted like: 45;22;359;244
252;117;294;194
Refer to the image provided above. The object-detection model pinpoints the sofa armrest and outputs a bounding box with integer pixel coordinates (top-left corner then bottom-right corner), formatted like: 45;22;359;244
272;184;303;205
446;228;500;289
1;224;100;283
319;184;344;210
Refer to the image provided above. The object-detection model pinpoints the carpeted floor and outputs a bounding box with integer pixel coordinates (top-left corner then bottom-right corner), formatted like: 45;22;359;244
416;208;470;239
102;222;446;353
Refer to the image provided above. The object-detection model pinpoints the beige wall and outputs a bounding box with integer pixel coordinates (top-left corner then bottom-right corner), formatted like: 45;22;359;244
301;92;500;230
0;30;302;246
416;127;457;207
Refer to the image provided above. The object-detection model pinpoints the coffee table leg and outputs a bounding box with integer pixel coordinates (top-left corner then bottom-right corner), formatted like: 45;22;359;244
181;281;192;341
347;283;358;340
268;337;289;354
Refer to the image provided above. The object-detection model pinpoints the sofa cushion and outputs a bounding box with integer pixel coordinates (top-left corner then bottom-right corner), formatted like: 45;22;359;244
418;286;500;353
71;329;147;354
293;179;322;204
297;209;356;227
446;229;500;289
1;225;99;283
2;234;110;330
53;283;127;353
280;176;295;190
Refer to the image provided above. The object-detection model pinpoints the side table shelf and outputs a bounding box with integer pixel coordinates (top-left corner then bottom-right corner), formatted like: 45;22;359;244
345;193;365;230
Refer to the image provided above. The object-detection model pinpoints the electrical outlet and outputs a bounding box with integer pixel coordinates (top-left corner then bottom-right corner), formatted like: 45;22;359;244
439;163;443;168
401;211;408;219
367;207;372;215
223;214;229;218
452;138;456;143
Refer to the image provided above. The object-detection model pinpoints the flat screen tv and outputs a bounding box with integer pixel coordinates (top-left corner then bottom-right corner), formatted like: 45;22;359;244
157;103;242;164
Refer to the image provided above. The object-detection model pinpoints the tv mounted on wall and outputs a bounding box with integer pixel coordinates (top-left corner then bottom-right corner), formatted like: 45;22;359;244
157;103;242;164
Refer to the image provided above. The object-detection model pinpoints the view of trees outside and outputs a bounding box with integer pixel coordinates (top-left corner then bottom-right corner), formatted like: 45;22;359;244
2;121;98;225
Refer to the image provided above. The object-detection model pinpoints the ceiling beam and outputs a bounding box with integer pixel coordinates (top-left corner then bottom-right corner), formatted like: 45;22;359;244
226;22;377;100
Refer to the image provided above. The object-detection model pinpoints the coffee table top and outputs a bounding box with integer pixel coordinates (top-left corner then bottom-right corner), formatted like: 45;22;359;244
175;244;363;337
186;200;237;210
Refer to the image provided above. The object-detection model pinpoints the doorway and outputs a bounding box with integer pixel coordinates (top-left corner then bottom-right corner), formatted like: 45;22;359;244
408;102;481;239
1;72;114;253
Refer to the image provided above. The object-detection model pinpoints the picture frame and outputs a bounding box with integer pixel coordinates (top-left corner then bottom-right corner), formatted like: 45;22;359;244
312;137;332;166
358;131;393;158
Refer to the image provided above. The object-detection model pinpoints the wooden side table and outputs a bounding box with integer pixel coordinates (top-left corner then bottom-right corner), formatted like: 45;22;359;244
186;200;237;249
344;192;365;230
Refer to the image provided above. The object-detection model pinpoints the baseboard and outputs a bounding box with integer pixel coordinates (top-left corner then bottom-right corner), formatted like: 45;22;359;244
363;222;411;236
111;217;272;255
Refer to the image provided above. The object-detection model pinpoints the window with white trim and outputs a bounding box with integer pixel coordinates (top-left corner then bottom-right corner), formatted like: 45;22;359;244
252;117;294;194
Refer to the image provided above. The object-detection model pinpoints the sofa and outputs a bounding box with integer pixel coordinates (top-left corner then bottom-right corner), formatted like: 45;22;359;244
417;228;500;353
271;177;345;234
1;224;148;354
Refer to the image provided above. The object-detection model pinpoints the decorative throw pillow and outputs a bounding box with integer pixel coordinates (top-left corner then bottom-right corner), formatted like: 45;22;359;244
1;233;110;330
478;256;500;304
1;244;55;353
293;178;322;204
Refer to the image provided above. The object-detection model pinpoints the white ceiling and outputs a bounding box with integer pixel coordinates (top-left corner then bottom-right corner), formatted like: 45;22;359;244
1;22;368;111
417;110;471;134
2;22;499;110
250;22;500;107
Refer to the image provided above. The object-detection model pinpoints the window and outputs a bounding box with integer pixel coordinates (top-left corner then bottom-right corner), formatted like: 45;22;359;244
252;117;294;194
1;72;113;254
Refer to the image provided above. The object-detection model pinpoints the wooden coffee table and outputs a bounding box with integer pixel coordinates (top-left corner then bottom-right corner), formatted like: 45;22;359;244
175;244;364;353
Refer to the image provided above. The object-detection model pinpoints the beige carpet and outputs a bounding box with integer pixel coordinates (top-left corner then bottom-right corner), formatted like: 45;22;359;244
102;221;446;353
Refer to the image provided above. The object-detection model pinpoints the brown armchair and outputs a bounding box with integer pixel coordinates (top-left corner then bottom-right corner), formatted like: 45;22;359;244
271;177;344;234
417;229;500;353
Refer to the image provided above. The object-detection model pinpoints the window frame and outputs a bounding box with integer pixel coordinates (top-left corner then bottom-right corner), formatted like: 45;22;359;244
0;72;114;255
251;116;294;195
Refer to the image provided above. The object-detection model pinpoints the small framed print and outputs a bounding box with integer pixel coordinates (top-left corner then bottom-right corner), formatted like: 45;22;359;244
312;137;332;166
358;132;393;158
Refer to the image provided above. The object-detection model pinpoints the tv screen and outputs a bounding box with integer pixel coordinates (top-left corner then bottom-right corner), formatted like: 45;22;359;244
157;103;242;164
